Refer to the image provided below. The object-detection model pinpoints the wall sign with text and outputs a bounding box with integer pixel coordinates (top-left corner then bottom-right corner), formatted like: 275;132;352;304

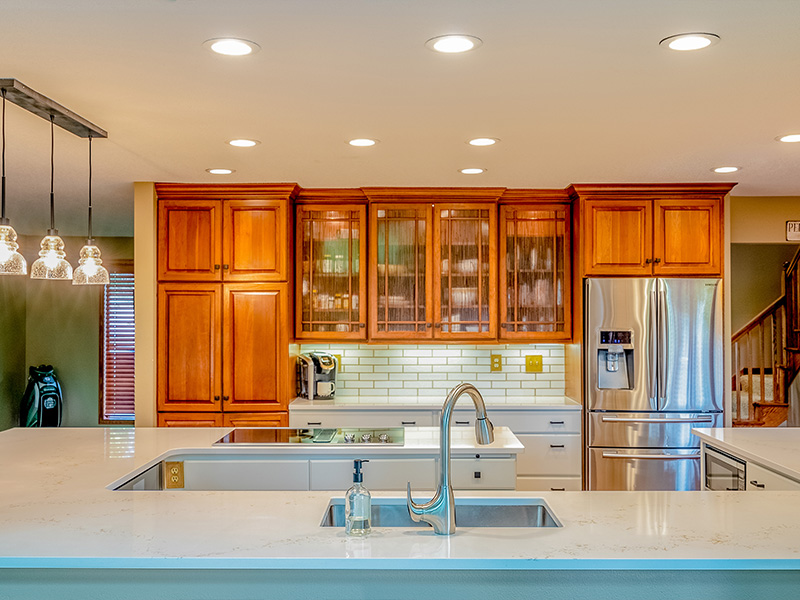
787;221;800;241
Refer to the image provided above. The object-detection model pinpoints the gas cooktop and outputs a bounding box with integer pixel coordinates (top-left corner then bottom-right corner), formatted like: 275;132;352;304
214;427;405;446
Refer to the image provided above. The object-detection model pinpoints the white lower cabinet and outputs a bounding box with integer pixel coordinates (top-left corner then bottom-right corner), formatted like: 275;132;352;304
290;410;436;428
182;459;311;491
516;476;582;492
450;456;517;490
310;458;436;491
746;461;800;491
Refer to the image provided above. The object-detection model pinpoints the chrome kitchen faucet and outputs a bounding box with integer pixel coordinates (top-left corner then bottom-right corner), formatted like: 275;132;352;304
406;383;494;535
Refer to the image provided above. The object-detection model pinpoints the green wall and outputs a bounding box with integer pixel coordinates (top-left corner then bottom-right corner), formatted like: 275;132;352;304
0;235;133;431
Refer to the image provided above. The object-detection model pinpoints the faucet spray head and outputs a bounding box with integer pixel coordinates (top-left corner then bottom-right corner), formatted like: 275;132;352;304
475;416;494;445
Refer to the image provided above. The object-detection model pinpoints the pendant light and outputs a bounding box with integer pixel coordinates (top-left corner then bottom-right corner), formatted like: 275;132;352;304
73;136;109;285
30;115;73;280
0;88;27;275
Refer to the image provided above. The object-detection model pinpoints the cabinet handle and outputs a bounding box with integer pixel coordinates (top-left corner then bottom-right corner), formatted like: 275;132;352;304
455;420;470;425
550;487;566;491
550;444;565;448
222;396;229;402
401;421;416;425
214;264;221;270
426;323;432;328
549;420;565;425
359;323;365;328
653;258;661;264
214;395;220;401
644;258;652;265
750;480;766;489
307;421;322;426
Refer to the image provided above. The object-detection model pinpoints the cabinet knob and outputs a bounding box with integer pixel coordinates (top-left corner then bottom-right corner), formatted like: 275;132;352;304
500;323;507;329
359;323;365;328
645;258;652;264
214;395;220;401
653;258;661;264
435;323;441;328
214;264;221;270
426;323;432;328
223;264;229;270
222;395;230;402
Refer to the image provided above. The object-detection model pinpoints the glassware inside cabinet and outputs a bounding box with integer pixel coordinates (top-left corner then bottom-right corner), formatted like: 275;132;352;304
298;207;364;336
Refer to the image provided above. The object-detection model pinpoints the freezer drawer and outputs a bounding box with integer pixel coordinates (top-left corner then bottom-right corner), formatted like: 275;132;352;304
588;448;701;491
588;412;720;448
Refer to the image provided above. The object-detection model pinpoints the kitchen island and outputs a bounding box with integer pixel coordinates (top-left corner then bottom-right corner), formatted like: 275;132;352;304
1;427;800;600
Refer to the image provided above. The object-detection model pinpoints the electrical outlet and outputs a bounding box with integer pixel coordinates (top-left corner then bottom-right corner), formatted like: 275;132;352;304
490;354;502;372
164;461;184;489
333;354;343;372
525;355;543;373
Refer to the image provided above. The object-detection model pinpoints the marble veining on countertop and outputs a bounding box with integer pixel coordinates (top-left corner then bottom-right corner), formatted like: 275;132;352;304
693;427;800;481
2;427;800;571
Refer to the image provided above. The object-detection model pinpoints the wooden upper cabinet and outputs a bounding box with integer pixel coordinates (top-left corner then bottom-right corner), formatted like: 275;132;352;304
223;284;288;412
223;199;288;281
158;200;223;281
295;204;367;340
157;283;222;412
500;204;571;340
653;198;721;275
369;204;433;339
583;199;652;275
434;203;497;339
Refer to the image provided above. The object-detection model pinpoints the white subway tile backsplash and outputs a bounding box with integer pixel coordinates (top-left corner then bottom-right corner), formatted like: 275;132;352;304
299;343;568;405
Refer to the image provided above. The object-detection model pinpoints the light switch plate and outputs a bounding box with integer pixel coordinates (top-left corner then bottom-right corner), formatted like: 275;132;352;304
525;355;543;373
333;354;343;372
490;354;502;372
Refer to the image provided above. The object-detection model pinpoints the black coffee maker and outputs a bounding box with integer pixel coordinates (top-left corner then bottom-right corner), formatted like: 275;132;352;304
297;352;337;400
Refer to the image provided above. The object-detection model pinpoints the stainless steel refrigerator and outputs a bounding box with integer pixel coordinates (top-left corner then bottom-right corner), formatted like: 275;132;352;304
585;278;723;491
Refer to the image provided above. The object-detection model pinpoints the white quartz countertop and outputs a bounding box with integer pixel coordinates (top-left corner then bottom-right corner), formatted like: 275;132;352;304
3;427;800;571
290;397;582;410
693;427;800;481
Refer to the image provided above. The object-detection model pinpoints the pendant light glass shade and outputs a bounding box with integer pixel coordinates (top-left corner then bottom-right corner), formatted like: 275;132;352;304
0;87;27;275
73;136;108;285
31;114;72;280
30;234;73;279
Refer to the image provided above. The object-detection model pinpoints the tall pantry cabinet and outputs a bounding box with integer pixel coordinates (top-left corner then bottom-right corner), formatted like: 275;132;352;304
155;184;298;427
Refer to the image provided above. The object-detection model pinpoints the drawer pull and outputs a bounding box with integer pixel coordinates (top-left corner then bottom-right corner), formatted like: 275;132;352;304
401;421;416;425
750;480;766;489
550;444;565;448
550;487;566;491
307;421;322;426
455;420;470;425
549;420;565;425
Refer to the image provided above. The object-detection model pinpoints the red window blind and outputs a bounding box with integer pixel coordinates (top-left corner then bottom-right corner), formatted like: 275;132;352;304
101;271;135;423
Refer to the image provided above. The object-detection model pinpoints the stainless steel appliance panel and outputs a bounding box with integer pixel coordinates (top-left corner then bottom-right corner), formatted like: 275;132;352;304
585;278;656;412
704;446;746;491
659;278;723;412
588;448;702;491
588;412;721;449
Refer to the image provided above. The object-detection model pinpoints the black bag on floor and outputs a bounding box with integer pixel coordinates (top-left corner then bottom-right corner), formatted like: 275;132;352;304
20;365;63;427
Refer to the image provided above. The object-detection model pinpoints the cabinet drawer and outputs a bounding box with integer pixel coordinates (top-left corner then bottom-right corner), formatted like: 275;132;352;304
746;462;800;491
290;410;436;429
515;433;582;477
516;476;582;491
309;458;436;491
451;457;516;490
462;410;580;434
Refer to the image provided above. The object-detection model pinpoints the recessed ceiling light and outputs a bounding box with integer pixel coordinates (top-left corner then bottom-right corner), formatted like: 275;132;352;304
348;138;378;147
777;134;800;143
659;32;720;51
460;168;485;175
203;38;261;56
712;166;739;174
468;138;498;146
425;35;483;54
228;139;260;147
206;168;234;175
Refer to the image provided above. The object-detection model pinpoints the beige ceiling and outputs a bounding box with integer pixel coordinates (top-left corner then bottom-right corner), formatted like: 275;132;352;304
1;0;799;237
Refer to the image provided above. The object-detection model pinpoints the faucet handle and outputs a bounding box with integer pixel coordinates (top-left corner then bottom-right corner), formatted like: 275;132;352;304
406;482;424;516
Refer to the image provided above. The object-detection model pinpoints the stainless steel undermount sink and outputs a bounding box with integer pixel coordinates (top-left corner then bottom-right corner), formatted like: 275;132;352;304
320;497;562;528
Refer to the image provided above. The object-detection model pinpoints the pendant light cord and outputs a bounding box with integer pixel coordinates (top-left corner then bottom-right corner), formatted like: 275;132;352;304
87;135;93;241
1;88;6;223
49;114;55;233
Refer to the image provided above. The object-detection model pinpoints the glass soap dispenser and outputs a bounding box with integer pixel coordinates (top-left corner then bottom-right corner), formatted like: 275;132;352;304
345;459;371;536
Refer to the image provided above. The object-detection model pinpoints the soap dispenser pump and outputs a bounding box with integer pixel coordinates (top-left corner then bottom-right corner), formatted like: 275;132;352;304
345;459;371;536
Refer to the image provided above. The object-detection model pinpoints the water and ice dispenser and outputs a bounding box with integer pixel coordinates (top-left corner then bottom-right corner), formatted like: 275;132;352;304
596;330;634;390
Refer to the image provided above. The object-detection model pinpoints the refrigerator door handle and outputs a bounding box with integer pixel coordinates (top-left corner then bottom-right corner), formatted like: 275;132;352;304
648;289;658;407
601;452;701;460
658;287;668;407
600;416;714;424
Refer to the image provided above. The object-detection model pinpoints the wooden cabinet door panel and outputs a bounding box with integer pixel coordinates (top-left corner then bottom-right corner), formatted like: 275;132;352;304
158;412;224;427
584;200;651;275
157;284;222;412
433;203;497;339
369;203;434;339
158;200;222;281
223;284;288;412
222;412;289;428
653;199;721;275
223;199;288;281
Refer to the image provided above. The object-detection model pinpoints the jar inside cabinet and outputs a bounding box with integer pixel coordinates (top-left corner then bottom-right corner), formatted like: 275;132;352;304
296;205;367;339
500;205;570;340
435;205;497;338
370;205;432;338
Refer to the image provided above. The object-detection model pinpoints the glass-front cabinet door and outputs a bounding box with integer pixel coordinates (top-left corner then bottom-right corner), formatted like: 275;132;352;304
434;204;497;339
369;204;433;339
295;204;367;339
499;204;571;340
